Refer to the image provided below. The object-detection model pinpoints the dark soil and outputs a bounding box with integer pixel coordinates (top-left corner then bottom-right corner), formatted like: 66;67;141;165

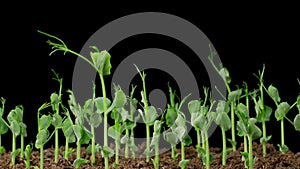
1;142;300;169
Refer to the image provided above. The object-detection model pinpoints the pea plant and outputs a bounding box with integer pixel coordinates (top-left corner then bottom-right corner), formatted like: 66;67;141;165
24;143;33;168
0;97;8;156
150;119;163;169
188;87;215;169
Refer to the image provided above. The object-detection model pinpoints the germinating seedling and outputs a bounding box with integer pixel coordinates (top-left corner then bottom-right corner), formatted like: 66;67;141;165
266;84;298;153
252;65;272;157
135;65;159;162
188;87;216;169
0;97;8;155
150;119;163;169
39;30;114;169
24;143;33;168
208;46;239;151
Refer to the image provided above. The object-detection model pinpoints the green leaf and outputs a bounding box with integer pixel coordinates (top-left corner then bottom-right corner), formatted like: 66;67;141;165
11;148;21;159
73;158;88;168
216;112;231;131
248;118;262;140
90;48;112;75
278;144;289;153
219;67;231;84
50;93;59;111
228;89;242;102
86;144;101;154
0;146;5;155
10;120;20;136
163;131;178;145
90;113;102;128
297;95;300;112
191;112;206;130
95;97;111;113
79;127;92;145
120;135;130;144
101;145;114;158
179;159;190;169
237;103;249;117
145;106;158;125
62;118;75;142
153;120;162;133
110;108;122;122
275;102;290;121
83;99;94;115
52;113;63;128
165;107;177;127
0;118;8;135
174;126;186;140
35;129;49;149
63;148;74;159
108;125;118;139
228;139;236;148
216;100;230;114
293;114;300;131
188;100;200;114
268;85;281;103
260;135;272;144
112;88;127;108
182;134;192;146
24;144;33;158
39;115;51;131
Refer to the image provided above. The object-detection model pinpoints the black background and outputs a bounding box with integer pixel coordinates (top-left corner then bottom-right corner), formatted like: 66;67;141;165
1;2;299;154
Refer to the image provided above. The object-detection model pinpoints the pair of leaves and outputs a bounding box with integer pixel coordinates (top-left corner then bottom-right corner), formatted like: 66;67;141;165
139;106;158;126
237;118;262;140
90;47;112;76
215;100;231;131
73;124;92;145
35;115;51;148
7;105;26;136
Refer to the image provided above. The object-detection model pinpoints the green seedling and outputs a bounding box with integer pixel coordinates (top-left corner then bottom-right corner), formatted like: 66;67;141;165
150;120;163;169
67;90;92;168
237;104;262;169
215;100;231;166
208;46;238;151
49;70;64;163
135;64;159;162
188;87;216;169
266;84;297;153
294;95;300;131
0;98;8;149
35;103;54;169
174;99;192;169
164;85;179;161
24;143;33;168
252;65;272;157
39;30;115;169
61;107;76;160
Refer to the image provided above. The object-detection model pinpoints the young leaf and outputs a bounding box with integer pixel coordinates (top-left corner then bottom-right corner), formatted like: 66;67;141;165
35;129;50;149
293;114;300;131
275;102;290;121
188;100;200;114
191;113;206;130
228;89;242;102
219;67;231;84
165;107;177;127
216;112;231;131
39;115;52;130
179;159;190;169
216;100;230;114
50;93;60;111
145;106;159;125
0;118;8;135
73;158;88;168
111;87;127;108
268;85;281;103
95;97;111;113
90;47;112;75
52;113;63;128
182;135;192;146
62;118;76;143
163;131;178;145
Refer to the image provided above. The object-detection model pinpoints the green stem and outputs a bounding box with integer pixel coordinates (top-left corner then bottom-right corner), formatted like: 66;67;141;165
244;136;248;153
21;135;24;158
91;126;95;166
196;129;201;158
40;146;44;169
55;129;59;163
125;129;129;158
171;145;176;161
262;121;267;157
131;128;135;160
99;73;109;169
205;131;210;169
76;141;81;160
155;136;160;169
221;127;226;166
11;133;16;165
281;119;285;153
231;102;236;151
115;124;120;166
181;142;185;162
248;136;253;169
146;123;150;162
65;137;69;159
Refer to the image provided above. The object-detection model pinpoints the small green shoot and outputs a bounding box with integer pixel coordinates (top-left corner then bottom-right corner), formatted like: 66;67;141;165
24;143;33;168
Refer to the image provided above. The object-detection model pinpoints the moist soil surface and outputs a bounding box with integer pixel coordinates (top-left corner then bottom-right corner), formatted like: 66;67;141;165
1;142;300;169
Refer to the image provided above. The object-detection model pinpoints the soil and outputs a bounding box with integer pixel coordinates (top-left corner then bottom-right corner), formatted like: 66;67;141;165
1;142;300;169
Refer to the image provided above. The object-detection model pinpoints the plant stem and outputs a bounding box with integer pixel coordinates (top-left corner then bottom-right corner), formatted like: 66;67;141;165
99;73;109;169
221;127;226;166
91;126;95;166
230;102;236;151
125;129;129;158
196;129;201;157
155;135;160;169
281;119;285;153
55;129;59;163
244;136;248;153
181;142;185;162
115;123;120;166
21;135;24;158
11;133;16;165
131;129;135;160
146;123;150;162
204;131;210;169
248;136;253;169
40;146;44;169
262;121;267;157
65;137;69;159
76;141;81;160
